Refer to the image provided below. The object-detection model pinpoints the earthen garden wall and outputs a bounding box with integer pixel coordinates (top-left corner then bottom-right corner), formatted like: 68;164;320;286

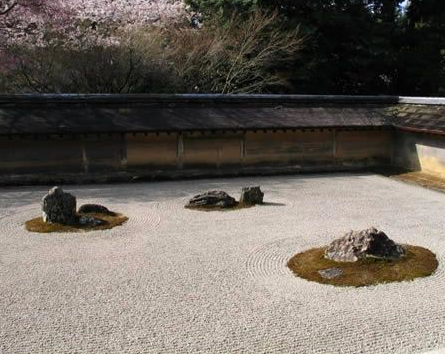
0;128;392;184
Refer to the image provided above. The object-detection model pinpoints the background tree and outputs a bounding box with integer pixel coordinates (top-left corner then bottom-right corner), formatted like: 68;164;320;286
2;0;445;96
2;10;303;93
0;0;64;89
185;0;445;96
394;0;445;95
167;11;303;93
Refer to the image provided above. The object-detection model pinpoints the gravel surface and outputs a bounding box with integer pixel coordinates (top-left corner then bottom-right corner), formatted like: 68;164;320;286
1;173;445;354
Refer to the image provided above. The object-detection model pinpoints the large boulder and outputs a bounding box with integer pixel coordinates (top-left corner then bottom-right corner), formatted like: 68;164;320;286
42;187;77;225
187;190;237;208
78;204;113;215
325;227;406;262
239;186;264;205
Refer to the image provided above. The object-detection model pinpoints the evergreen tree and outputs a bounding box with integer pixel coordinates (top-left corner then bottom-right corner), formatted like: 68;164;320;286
185;0;445;96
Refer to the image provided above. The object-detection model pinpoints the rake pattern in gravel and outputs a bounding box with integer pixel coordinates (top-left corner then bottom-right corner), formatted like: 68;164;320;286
1;174;445;354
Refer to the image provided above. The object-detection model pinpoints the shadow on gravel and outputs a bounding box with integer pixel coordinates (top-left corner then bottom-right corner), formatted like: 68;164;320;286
260;202;286;207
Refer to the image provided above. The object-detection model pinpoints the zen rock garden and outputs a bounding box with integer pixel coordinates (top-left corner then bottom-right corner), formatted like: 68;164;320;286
4;174;445;354
287;226;438;287
25;186;128;233
186;186;264;210
24;186;438;288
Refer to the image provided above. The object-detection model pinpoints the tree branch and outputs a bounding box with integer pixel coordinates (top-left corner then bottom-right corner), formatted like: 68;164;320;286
0;1;17;15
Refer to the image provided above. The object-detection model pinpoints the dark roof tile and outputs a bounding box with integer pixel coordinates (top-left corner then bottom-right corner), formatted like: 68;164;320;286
0;103;391;135
2;95;445;136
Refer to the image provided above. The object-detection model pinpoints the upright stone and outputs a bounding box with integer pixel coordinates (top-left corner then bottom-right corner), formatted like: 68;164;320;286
239;186;264;205
42;187;77;224
325;227;405;262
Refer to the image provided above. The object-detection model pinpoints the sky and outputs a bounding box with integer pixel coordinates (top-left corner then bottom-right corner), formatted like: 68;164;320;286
401;0;409;8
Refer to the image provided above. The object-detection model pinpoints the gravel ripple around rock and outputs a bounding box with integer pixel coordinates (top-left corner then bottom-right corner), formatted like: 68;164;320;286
1;174;445;354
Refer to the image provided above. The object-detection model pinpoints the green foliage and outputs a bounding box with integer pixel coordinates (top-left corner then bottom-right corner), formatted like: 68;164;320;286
397;0;445;95
185;0;445;96
3;0;445;95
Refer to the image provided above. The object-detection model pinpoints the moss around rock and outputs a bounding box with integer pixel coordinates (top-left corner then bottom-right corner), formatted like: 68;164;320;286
25;212;128;233
287;245;438;287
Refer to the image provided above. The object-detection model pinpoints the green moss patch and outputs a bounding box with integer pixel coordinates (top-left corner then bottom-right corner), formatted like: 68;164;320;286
287;245;438;287
25;212;128;233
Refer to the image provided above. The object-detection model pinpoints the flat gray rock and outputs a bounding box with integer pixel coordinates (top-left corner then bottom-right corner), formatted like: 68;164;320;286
318;268;343;279
187;190;237;208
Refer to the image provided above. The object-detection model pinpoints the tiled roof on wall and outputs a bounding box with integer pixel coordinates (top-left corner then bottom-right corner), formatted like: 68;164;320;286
0;106;391;135
392;104;445;135
0;94;444;135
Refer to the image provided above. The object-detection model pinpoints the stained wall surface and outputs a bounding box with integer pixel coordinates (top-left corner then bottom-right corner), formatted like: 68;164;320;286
0;129;392;184
394;131;445;177
0;136;84;174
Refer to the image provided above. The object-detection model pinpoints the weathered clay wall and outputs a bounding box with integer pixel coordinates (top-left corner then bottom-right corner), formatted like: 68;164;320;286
0;136;84;174
0;128;392;184
126;133;177;169
393;131;445;177
181;132;243;169
244;130;334;165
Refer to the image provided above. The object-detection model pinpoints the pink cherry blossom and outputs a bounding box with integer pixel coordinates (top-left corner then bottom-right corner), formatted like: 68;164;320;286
0;0;186;78
1;0;185;48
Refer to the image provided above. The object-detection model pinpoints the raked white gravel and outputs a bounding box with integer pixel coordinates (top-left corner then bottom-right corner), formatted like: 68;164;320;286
1;173;444;354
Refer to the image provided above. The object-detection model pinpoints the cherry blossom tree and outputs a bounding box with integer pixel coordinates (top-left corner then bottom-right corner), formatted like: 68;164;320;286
0;0;66;44
1;0;184;46
1;0;44;16
68;0;185;27
0;0;184;83
0;0;64;79
0;1;303;94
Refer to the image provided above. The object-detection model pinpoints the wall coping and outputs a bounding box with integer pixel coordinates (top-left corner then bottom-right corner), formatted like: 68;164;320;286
0;94;412;104
398;97;445;105
0;94;444;105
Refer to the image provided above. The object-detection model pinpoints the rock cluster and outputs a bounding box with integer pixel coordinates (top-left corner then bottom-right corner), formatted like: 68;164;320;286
239;186;264;205
325;227;406;262
42;187;113;226
42;187;77;224
187;191;237;208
